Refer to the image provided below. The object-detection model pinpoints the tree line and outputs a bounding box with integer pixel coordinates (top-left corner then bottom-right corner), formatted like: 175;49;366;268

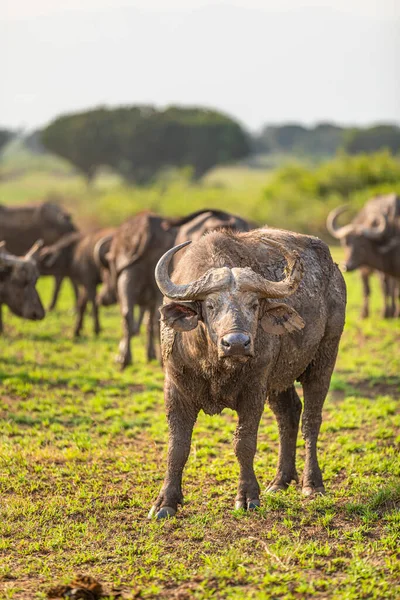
254;123;400;158
1;110;400;185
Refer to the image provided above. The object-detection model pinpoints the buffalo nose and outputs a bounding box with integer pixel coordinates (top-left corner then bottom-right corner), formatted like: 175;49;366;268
220;332;251;356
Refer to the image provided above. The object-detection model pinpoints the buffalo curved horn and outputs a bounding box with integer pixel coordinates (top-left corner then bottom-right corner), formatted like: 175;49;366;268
25;239;44;261
326;206;352;239
93;234;114;270
233;238;304;298
0;242;23;267
362;214;387;240
155;241;233;300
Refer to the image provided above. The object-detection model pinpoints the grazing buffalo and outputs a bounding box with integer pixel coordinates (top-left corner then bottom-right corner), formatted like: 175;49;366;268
106;209;251;369
0;241;45;328
149;228;346;518
0;202;78;312
37;229;115;337
327;194;400;318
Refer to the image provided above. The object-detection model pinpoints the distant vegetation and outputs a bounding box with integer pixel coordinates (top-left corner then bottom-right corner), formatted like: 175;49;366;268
41;106;250;184
1;141;399;242
254;122;400;158
0;128;15;155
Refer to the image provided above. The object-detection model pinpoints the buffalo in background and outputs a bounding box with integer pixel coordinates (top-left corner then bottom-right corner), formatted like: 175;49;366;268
0;241;45;328
0;202;78;314
327;193;400;318
37;228;116;338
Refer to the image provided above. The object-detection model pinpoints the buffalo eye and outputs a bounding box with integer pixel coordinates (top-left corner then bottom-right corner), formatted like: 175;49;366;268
250;302;259;311
206;302;215;311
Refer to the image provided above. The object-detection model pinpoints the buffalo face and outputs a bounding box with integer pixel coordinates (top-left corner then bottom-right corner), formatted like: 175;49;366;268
157;239;306;362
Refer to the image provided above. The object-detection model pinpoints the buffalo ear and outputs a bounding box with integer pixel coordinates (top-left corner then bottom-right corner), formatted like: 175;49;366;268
261;302;305;335
160;302;200;332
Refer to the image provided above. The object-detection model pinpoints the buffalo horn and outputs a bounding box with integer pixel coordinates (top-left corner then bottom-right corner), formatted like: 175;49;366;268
155;241;232;300
25;239;44;261
362;214;387;240
326;206;352;239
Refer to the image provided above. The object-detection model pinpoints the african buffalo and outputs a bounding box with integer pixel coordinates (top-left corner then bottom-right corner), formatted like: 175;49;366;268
327;194;400;318
37;228;115;337
107;209;251;369
0;241;45;327
0;202;78;313
149;228;346;518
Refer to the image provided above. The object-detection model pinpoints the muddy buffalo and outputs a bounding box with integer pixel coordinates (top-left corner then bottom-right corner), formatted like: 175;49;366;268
0;241;45;329
0;202;78;311
149;228;346;518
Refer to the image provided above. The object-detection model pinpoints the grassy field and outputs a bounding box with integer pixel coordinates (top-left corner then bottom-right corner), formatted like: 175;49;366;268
0;249;399;599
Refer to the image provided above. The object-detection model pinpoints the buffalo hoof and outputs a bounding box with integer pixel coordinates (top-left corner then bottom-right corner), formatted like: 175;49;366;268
148;505;177;520
234;499;260;511
115;355;131;370
266;484;287;493
302;486;326;497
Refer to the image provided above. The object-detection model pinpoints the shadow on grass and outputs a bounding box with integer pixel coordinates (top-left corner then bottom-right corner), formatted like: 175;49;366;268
330;375;400;400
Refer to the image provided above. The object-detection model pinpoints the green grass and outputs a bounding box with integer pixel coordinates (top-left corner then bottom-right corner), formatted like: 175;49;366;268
0;253;399;599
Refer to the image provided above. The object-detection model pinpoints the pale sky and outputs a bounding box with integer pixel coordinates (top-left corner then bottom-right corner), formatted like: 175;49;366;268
1;0;400;131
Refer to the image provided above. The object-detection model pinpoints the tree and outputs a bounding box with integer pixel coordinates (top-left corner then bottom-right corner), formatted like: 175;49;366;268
41;105;250;184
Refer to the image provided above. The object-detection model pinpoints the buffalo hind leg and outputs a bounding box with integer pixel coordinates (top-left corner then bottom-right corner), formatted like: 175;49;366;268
0;304;3;334
267;386;302;492
299;335;341;496
149;387;198;519
233;397;264;510
116;270;134;369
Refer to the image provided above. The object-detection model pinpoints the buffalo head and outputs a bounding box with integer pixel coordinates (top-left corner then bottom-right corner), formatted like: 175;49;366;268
40;202;76;241
326;206;387;271
0;241;45;321
156;239;305;360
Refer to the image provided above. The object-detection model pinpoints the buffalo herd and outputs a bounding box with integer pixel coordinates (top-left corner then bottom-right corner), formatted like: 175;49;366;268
1;195;399;518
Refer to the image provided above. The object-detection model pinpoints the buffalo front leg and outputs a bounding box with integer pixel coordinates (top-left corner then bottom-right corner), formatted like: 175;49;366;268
267;386;302;492
233;398;264;510
146;304;157;361
132;305;146;336
48;275;63;311
299;335;341;496
116;270;134;369
0;304;3;334
149;388;198;519
360;268;371;319
73;288;87;338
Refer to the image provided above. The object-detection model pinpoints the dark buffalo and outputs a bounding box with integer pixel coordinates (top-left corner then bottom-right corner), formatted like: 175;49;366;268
0;202;78;311
327;194;400;318
106;209;251;369
37;228;115;337
149;228;346;518
107;213;175;368
0;241;45;327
